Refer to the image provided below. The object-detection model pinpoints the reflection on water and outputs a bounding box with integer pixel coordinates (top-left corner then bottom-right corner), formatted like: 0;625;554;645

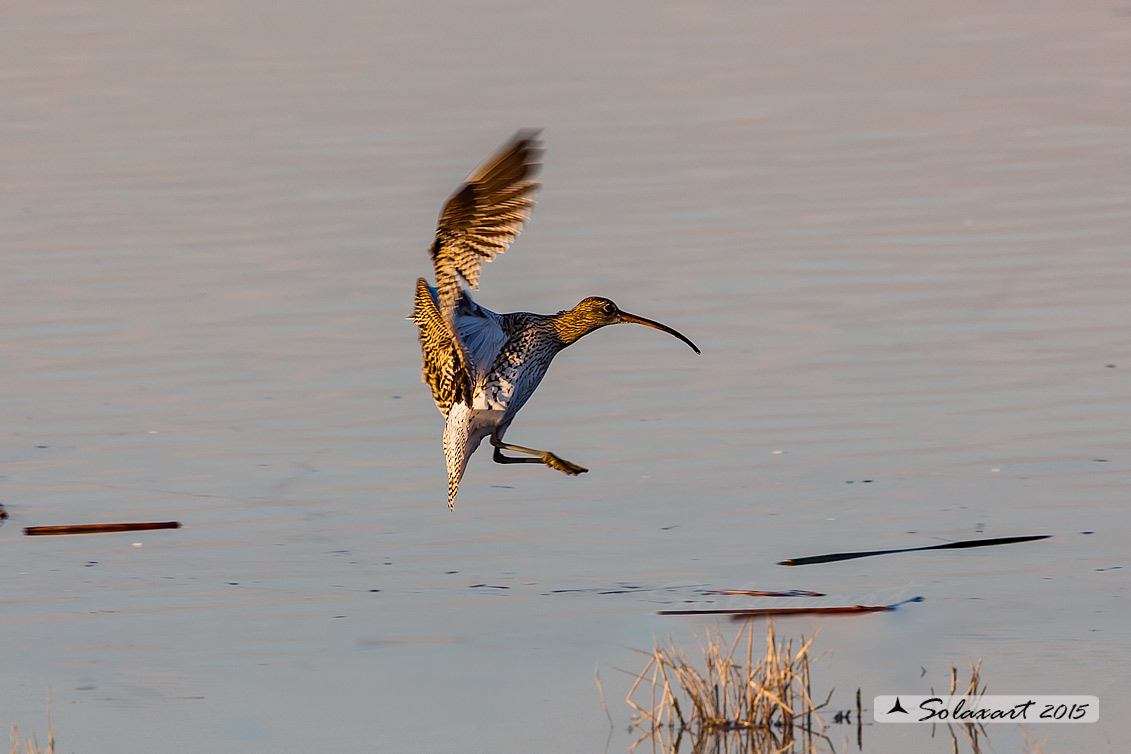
631;726;835;754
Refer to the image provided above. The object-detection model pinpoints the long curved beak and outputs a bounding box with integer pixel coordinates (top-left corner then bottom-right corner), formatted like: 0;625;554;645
618;311;701;354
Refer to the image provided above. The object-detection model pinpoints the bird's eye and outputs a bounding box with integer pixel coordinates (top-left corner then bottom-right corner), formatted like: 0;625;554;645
602;302;617;315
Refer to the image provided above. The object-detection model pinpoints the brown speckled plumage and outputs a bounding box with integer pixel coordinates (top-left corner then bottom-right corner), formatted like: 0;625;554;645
410;132;700;509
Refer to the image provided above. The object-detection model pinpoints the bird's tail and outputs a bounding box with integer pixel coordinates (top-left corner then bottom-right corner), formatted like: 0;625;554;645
442;403;483;510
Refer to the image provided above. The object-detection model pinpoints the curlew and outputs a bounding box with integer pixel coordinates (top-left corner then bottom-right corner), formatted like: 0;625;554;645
411;130;700;509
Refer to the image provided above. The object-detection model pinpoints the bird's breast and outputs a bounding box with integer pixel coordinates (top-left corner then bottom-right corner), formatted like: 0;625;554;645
478;344;558;418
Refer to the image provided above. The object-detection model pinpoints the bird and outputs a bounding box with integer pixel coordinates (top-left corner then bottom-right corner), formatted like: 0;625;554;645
411;130;700;509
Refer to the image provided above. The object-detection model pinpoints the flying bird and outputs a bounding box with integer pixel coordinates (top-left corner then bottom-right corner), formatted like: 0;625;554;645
411;131;700;508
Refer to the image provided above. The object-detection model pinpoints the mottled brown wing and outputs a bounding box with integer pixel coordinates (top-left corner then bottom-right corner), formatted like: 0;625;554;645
423;130;542;411
430;129;543;302
411;277;470;416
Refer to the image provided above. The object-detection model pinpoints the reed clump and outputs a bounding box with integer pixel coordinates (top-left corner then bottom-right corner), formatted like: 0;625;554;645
627;621;831;750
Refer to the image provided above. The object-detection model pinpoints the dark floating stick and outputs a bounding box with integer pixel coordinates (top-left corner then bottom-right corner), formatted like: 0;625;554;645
659;596;924;618
23;521;182;536
778;534;1051;566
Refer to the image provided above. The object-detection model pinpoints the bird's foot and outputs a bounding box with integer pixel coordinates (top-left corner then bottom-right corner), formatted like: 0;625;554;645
544;454;588;475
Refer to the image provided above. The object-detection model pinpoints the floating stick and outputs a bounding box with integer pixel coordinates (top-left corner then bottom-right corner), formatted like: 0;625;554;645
23;521;182;536
658;596;924;618
778;535;1051;566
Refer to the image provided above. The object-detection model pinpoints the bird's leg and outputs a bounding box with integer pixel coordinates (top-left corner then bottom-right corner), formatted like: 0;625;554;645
489;432;588;476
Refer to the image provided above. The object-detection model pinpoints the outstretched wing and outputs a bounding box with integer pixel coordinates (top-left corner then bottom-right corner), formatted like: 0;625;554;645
418;130;541;415
430;129;543;305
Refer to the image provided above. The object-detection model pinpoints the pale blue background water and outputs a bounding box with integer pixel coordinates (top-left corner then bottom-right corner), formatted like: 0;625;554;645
3;1;1129;752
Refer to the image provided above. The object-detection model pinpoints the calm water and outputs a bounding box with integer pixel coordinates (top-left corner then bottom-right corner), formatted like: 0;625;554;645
3;1;1129;752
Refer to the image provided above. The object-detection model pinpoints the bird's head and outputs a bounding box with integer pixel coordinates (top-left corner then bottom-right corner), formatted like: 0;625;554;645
557;297;700;353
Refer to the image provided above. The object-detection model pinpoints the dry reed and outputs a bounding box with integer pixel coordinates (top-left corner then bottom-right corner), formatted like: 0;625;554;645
930;660;986;754
1021;729;1048;754
9;691;53;754
626;621;831;752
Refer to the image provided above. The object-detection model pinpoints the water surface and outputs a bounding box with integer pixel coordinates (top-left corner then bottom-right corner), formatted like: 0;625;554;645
3;1;1129;752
